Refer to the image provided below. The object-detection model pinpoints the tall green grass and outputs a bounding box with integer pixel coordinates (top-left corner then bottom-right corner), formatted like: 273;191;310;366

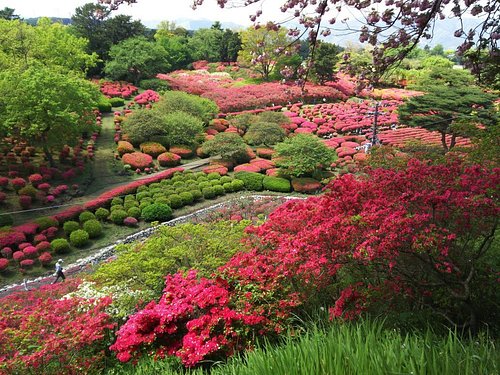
106;319;499;375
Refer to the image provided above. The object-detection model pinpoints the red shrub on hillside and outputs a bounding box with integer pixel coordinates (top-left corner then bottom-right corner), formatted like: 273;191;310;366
157;152;181;167
122;152;153;170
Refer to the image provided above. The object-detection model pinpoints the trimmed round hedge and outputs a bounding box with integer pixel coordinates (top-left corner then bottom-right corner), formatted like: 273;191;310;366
110;209;128;225
79;211;96;223
63;221;80;235
70;229;90;247
83;220;102;239
51;238;70;254
263;176;292;192
95;207;110;221
234;171;264;191
141;203;173;222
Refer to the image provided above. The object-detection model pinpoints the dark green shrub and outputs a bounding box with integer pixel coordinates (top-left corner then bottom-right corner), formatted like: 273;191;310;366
209;179;222;187
51;238;70;254
83;220;102;238
110;209;128;225
141;203;173;222
123;201;139;211
157;111;204;148
0;214;13;228
234;171;264;191
18;185;38;198
220;176;233;184
263;176;292;192
121;109;167;145
154;91;219;124
110;205;125;212
139;78;170;92
202;187;216;199
111;197;124;206
168;194;184;209
213;185;225;196
190;190;203;201
79;211;96;223
156;197;171;206
70;229;90;247
223;182;234;193
63;221;80;235
35;217;59;231
139;201;152;210
136;192;151;201
198;181;211;190
197;176;208;182
96;98;112;113
231;179;245;191
95;208;110;221
149;183;161;189
127;207;142;219
244;121;286;146
109;97;125;107
173;181;185;189
179;192;194;205
207;172;221;180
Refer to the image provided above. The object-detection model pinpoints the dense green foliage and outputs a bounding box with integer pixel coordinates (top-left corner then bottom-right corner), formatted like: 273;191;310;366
202;133;249;163
121;109;167;146
154;91;219;124
274;134;336;177
244;122;286;146
160;111;204;148
262;176;291;192
234;171;264;191
141;203;173;222
91;220;251;295
70;229;90;247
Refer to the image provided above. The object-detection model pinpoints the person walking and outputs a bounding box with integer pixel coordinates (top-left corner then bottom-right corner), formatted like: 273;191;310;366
52;259;65;283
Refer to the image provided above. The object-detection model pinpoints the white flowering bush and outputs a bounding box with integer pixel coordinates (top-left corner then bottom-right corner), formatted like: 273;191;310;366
63;280;155;320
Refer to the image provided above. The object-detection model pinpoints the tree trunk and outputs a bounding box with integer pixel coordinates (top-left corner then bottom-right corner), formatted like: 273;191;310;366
43;145;55;167
449;134;456;150
440;131;449;152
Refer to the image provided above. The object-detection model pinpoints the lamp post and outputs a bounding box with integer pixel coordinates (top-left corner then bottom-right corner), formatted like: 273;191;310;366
366;101;381;145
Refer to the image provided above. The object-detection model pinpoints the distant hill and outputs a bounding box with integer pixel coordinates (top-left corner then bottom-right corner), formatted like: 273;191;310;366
25;17;72;25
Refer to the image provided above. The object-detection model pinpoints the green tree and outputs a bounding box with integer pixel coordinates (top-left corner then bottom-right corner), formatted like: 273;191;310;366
274;134;336;177
188;27;224;62
399;72;497;151
202;132;249;163
244;122;286;146
104;36;170;84
121;109;168;145
311;41;342;84
154;24;192;71
0;65;100;165
161;111;204;147
238;25;295;81
0;7;19;20
153;91;218;124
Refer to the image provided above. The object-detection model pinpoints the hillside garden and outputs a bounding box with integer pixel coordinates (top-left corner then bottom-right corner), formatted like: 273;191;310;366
0;5;499;375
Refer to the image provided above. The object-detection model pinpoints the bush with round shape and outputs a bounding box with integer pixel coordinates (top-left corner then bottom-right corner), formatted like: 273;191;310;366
63;221;80;235
20;259;34;269
11;177;26;192
141;203;173;222
70;229;89;248
110;209;128;225
220;176;233;184
157;152;181;167
244;121;287;146
0;258;9;271
140;142;167;158
231;179;245;191
167;194;183;209
206;172;221;181
139;201;152;210
36;241;51;253
263;176;292;192
122;152;153;170
35;217;59;231
222;182;234;193
109;97;125;107
123;217;139;227
155;197;171;206
169;146;193;159
95;207;110;221
213;185;225;196
179;192;194;205
136;192;151;201
234;171;264;191
38;252;52;266
209;179;222;187
117;141;135;156
18;185;38;198
51;238;70;254
111;197;124;206
139;78;169;91
127;207;142;219
202;132;249;164
291;177;322;193
83;220;102;239
110;205;125;212
23;246;38;259
154;90;218;124
13;251;26;262
0;177;9;188
190;190;203;201
202;187;216;199
79;211;96;224
19;195;32;209
97;98;112;113
123;201;139;211
1;247;13;258
33;234;47;244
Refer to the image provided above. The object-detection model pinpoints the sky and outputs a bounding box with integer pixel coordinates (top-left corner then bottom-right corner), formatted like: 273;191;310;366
0;0;288;29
